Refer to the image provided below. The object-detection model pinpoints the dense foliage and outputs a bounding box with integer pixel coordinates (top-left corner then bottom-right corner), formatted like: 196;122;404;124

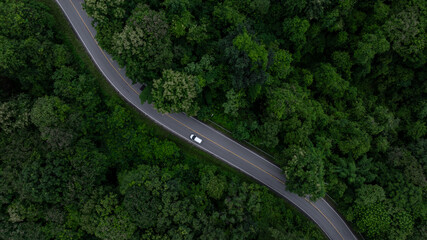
0;0;324;239
84;0;427;239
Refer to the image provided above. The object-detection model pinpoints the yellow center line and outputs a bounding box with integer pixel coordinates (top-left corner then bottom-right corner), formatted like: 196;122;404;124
68;1;345;239
305;198;345;240
167;114;345;240
68;0;139;95
165;114;285;184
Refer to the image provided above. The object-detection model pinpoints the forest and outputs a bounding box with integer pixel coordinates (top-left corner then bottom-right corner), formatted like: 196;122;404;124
81;0;426;239
0;0;325;239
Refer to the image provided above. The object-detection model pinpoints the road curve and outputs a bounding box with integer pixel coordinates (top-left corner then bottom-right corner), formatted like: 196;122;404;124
55;1;358;239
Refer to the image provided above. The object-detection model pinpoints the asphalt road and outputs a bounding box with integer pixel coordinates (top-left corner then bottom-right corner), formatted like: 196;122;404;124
56;1;358;239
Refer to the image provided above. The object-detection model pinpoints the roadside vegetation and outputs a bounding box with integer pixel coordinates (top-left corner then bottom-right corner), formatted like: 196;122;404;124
83;0;426;239
0;0;325;239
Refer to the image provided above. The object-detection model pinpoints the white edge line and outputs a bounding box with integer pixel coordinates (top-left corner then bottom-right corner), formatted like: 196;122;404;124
190;119;364;238
320;198;357;239
56;1;355;239
193;144;334;240
189;116;283;171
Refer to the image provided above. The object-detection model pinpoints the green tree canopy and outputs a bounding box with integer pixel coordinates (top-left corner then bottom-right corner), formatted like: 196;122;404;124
282;144;326;200
152;69;199;115
111;4;173;81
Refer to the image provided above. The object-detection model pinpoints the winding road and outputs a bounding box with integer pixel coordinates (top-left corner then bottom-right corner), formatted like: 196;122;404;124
55;1;358;239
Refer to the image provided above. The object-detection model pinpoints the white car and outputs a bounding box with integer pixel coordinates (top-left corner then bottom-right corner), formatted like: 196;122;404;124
190;134;202;144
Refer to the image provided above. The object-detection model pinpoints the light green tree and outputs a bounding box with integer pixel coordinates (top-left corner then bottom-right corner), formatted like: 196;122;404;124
355;184;385;206
354;203;391;239
269;49;293;79
407;121;426;140
111;4;173;81
282;144;326;200
283;16;310;45
152;69;199;115
233;29;269;70
385;5;427;66
314;63;349;100
354;33;389;65
95;193;136;240
222;89;247;117
266;84;308;120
